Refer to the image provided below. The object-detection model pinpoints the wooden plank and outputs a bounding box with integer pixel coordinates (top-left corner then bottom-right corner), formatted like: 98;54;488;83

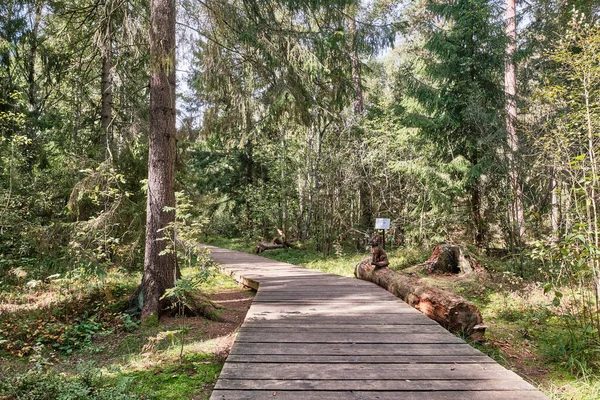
250;299;397;304
210;390;549;400
244;313;436;324
234;332;465;344
222;362;509;371
228;342;485;356
238;324;449;333
214;378;538;391
258;286;388;292
246;305;423;316
224;354;497;364
252;295;395;301
242;315;439;325
254;289;390;294
220;362;516;380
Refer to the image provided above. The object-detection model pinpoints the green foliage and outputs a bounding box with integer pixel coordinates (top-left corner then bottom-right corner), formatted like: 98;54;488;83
527;13;600;346
399;0;506;244
160;269;215;362
0;272;138;357
0;363;142;400
124;356;222;400
161;273;212;312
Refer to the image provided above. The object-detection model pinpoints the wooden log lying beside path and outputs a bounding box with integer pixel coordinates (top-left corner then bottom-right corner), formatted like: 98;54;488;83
255;243;286;254
255;236;291;254
355;259;486;341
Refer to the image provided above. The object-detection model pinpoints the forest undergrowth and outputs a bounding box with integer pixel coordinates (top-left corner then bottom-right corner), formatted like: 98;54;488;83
0;261;253;400
207;237;600;400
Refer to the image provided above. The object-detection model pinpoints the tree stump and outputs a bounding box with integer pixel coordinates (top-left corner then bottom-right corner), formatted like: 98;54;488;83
355;259;486;341
424;243;482;274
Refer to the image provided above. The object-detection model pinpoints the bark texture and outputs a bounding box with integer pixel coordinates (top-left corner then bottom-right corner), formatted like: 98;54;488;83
355;259;486;341
142;0;177;321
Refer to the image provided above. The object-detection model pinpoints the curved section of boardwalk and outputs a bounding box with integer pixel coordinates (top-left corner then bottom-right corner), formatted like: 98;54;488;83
205;245;548;400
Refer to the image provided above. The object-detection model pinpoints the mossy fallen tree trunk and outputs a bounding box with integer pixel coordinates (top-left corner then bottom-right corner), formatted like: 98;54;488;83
355;258;486;341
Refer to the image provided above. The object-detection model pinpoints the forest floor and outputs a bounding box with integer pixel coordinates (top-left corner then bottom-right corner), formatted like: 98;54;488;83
0;267;254;399
206;237;600;400
2;239;599;399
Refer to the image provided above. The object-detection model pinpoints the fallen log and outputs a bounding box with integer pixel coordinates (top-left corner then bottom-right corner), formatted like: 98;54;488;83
255;243;286;254
355;258;486;341
255;236;291;254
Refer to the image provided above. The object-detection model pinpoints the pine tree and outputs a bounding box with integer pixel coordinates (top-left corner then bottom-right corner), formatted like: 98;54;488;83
404;0;505;245
142;0;177;321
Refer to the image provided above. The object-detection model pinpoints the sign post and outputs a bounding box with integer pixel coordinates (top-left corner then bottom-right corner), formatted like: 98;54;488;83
375;218;391;249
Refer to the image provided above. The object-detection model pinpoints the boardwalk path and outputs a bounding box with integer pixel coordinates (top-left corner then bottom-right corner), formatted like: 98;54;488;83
205;245;548;400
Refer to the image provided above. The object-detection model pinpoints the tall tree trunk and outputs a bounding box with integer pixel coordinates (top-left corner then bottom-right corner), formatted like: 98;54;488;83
347;8;372;230
505;0;524;246
24;1;43;168
359;178;373;229
243;138;254;232
27;3;41;118
347;8;363;114
26;0;42;143
304;121;323;241
142;0;177;322
101;33;113;160
583;73;600;309
280;128;287;237
551;165;560;242
100;0;114;161
470;177;484;247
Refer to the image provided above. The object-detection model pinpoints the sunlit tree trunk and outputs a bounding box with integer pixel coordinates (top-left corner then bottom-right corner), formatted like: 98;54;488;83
142;0;176;322
505;0;524;246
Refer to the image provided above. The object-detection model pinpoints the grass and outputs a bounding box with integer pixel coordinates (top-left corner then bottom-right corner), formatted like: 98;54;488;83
204;237;430;276
5;236;599;399
0;259;250;400
121;353;223;400
206;236;600;400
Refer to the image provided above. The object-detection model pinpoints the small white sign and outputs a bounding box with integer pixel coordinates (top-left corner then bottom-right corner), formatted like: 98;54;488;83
375;218;391;230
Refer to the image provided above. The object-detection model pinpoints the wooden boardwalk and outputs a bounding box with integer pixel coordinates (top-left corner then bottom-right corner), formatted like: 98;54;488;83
205;245;548;400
